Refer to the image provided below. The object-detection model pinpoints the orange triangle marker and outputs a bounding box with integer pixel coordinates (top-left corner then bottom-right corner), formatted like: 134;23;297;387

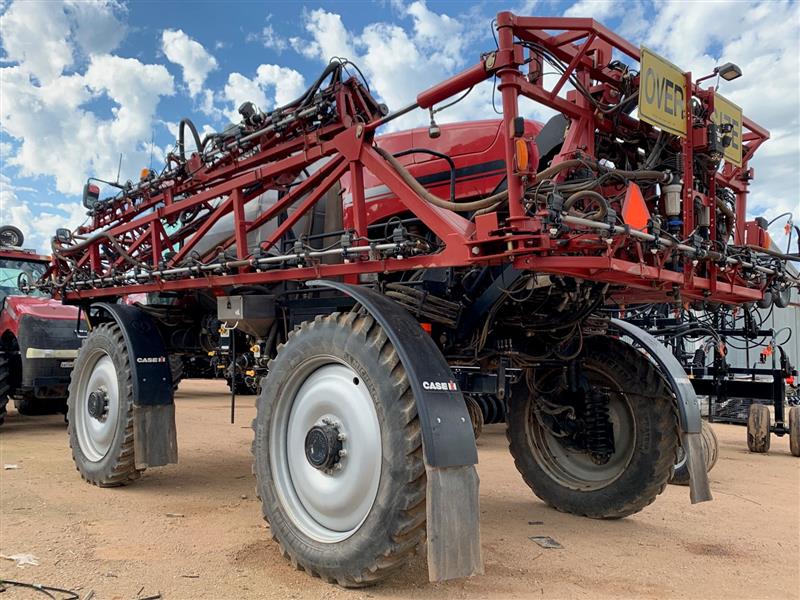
621;182;650;230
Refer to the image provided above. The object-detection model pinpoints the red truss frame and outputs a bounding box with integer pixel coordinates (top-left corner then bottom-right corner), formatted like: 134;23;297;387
53;12;772;305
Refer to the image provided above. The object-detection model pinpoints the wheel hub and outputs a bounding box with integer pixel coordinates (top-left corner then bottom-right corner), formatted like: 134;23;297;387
87;389;109;421
304;418;346;472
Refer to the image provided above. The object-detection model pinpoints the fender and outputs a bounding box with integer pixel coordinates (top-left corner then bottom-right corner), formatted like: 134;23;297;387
307;281;482;582
610;318;712;504
87;303;177;468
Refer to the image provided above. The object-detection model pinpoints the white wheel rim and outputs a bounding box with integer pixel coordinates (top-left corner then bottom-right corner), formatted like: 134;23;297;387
270;358;382;543
74;351;120;462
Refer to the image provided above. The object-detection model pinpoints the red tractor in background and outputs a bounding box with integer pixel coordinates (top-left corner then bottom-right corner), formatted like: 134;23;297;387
0;226;81;424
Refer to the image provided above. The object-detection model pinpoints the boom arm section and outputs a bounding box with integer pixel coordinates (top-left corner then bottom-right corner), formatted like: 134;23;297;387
42;15;794;307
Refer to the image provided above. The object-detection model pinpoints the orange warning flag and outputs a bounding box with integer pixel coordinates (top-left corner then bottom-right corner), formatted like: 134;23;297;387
621;182;650;230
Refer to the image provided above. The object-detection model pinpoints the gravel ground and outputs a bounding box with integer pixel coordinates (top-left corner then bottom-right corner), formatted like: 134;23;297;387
1;379;798;599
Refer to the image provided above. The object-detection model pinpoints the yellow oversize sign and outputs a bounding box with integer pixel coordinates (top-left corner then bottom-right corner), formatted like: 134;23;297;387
639;47;687;138
713;93;743;167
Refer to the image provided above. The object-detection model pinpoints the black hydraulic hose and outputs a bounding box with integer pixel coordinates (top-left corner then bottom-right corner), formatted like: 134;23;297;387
607;168;668;182
393;148;457;202
297;62;341;109
746;244;800;262
178;118;202;162
376;145;505;211
563;190;609;220
768;211;794;226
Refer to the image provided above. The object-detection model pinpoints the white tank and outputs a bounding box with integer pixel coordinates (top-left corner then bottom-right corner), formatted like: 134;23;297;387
188;158;331;258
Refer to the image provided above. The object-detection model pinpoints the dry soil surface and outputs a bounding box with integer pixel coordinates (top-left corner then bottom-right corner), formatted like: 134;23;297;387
1;379;798;600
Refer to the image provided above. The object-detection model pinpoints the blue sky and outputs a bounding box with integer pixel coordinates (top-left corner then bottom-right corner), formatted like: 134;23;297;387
1;0;798;252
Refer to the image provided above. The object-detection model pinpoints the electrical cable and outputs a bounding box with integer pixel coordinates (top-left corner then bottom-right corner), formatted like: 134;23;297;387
0;579;79;599
392;148;457;202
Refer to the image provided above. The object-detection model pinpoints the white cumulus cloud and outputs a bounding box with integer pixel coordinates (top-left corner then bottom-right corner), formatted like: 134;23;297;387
0;0;73;83
248;23;288;52
65;0;127;56
1;57;174;195
288;2;551;131
0;0;126;84
161;29;218;97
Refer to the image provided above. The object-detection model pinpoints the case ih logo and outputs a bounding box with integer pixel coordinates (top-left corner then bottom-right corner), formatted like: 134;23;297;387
422;380;458;391
136;356;166;364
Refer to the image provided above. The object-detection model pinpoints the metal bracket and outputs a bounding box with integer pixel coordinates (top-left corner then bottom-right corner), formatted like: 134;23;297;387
307;281;482;581
610;318;712;504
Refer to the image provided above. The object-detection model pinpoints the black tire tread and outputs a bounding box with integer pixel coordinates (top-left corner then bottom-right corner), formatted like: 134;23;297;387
702;421;719;471
788;406;799;457
252;312;426;587
68;322;140;486
507;337;679;519
670;420;718;486
747;403;771;453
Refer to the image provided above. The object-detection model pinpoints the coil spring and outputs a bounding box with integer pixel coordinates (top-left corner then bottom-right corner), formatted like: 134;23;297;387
584;391;614;464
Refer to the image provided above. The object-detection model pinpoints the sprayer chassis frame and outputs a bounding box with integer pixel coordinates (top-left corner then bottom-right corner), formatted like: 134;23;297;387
57;13;769;306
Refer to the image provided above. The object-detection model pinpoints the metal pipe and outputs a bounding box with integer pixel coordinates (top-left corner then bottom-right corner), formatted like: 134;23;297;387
70;243;405;288
368;102;419;131
562;215;776;275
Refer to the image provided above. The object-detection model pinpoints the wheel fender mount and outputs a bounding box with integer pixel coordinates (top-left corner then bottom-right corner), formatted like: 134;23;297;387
87;303;177;469
306;281;483;582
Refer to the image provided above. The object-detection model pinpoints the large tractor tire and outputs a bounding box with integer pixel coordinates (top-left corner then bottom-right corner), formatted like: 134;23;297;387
788;406;800;457
746;404;771;453
670;420;719;485
67;322;142;486
507;337;678;519
252;312;426;587
0;354;9;425
465;395;484;440
169;354;184;392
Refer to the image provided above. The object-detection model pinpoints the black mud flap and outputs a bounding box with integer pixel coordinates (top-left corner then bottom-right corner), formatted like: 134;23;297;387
610;318;712;504
89;303;177;469
307;281;483;582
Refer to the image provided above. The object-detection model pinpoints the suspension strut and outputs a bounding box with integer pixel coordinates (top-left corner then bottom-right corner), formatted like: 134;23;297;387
567;360;615;464
583;389;615;464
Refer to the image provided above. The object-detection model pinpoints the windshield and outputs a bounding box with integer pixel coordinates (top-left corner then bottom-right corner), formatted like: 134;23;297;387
0;258;48;302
